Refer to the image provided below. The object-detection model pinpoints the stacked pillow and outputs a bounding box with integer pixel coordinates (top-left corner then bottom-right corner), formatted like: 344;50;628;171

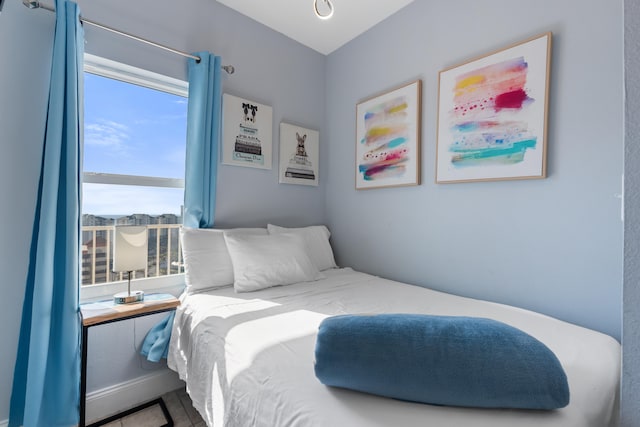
180;227;267;293
267;224;337;271
180;224;337;293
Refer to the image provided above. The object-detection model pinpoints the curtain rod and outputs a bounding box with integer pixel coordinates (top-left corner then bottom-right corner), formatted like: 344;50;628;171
24;0;235;74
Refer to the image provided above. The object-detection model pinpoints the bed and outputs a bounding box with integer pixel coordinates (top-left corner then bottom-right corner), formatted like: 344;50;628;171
167;226;620;427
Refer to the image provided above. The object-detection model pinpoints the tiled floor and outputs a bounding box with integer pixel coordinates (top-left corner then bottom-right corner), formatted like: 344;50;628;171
100;388;206;427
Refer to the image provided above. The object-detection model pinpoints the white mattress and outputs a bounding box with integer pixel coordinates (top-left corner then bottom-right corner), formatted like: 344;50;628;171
168;268;620;427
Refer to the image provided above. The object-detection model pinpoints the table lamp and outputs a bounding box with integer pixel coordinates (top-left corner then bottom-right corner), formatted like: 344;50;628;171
113;225;148;304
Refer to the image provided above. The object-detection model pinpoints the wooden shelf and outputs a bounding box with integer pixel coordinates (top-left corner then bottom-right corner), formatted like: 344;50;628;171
80;293;180;327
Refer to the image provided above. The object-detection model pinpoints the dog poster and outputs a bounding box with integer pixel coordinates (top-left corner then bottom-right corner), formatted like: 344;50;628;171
279;122;319;186
222;93;273;169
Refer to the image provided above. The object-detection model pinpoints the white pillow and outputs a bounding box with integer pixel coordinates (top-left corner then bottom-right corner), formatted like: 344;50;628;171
224;232;324;293
180;227;267;292
267;224;337;271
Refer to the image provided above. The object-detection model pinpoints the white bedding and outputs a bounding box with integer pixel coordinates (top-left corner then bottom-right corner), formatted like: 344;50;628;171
168;268;620;427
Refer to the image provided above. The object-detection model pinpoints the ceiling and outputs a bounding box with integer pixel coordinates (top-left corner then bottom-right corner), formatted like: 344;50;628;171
216;0;415;55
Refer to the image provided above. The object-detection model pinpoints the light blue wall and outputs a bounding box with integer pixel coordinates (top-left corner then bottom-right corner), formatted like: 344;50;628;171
325;0;623;340
622;0;640;424
0;0;325;421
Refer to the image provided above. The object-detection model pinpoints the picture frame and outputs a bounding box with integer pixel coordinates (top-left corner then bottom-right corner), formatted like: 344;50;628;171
436;32;552;183
222;93;273;169
279;122;319;186
355;80;422;190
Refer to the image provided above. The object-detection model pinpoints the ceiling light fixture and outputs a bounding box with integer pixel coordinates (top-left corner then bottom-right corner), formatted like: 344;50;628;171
314;0;334;20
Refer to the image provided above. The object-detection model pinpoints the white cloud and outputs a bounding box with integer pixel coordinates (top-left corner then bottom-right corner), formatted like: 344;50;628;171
84;119;130;153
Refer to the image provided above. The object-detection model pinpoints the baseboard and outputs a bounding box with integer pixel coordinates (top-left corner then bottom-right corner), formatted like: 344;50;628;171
0;369;183;427
86;368;184;424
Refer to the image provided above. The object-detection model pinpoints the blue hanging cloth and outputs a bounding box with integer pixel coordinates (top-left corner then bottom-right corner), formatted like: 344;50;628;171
9;1;84;426
183;51;222;229
142;51;222;361
140;312;176;362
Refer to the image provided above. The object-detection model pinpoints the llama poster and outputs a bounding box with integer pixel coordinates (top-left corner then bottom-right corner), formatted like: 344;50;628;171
279;122;319;186
222;93;273;169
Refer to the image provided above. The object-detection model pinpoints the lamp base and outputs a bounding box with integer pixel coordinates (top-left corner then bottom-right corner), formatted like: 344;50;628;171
114;290;145;305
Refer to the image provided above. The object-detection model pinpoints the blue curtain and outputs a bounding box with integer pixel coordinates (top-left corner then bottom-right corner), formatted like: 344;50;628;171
10;1;83;426
141;52;222;361
183;52;222;229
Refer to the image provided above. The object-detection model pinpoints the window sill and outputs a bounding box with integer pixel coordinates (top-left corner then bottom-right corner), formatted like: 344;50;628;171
80;274;185;303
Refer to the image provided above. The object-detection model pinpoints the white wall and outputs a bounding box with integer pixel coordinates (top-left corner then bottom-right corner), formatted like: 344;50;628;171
622;0;640;424
325;0;623;340
0;0;326;422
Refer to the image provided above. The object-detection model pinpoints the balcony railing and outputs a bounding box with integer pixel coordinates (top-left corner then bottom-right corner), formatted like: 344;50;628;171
81;224;183;286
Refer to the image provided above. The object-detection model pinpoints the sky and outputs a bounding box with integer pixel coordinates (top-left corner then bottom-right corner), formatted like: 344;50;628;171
83;72;187;216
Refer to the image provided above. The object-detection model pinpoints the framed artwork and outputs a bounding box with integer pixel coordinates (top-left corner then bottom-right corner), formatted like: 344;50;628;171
355;80;422;190
222;93;273;169
436;32;552;183
279;122;319;186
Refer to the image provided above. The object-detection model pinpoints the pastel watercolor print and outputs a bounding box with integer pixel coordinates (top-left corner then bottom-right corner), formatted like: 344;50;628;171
356;80;421;190
436;33;551;183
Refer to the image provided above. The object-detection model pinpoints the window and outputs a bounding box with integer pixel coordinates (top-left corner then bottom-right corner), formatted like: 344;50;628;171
81;55;188;295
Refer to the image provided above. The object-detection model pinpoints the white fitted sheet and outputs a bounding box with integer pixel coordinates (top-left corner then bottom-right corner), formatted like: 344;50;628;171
168;268;620;427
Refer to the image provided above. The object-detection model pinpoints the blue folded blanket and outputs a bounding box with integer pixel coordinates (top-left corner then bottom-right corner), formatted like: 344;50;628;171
314;314;569;410
140;311;175;362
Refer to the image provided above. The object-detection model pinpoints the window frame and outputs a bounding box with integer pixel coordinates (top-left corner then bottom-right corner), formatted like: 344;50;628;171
80;54;188;302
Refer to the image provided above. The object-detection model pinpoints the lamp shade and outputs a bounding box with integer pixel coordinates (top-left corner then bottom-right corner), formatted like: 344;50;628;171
113;226;148;272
